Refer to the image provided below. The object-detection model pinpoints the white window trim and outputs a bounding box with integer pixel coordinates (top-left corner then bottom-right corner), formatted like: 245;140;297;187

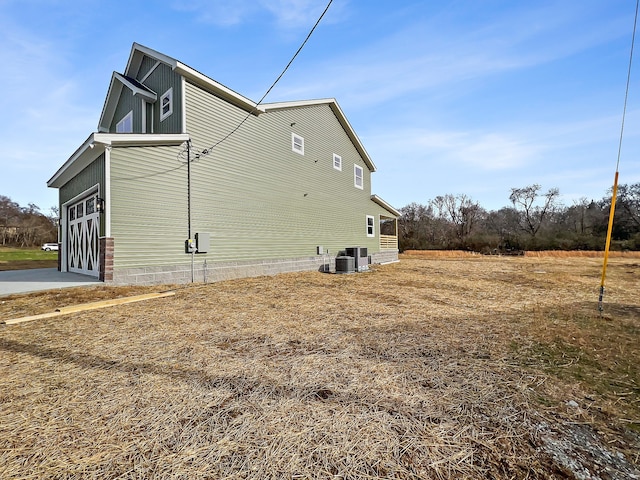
292;132;304;155
354;164;364;189
160;87;173;121
333;153;342;171
116;110;133;133
366;215;375;237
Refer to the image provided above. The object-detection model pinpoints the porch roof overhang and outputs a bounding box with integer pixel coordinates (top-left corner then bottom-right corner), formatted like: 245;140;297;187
371;194;401;217
47;133;190;189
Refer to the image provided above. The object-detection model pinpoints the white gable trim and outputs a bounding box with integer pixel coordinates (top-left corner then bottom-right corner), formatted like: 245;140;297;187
47;133;190;189
127;43;263;116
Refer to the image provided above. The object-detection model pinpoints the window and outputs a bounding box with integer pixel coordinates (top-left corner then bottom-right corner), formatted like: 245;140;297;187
116;111;133;133
354;164;364;189
85;197;95;215
333;153;342;171
160;88;173;121
366;215;375;237
292;133;304;155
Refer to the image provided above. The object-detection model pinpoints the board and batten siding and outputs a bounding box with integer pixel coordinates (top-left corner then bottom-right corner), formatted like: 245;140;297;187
109;145;189;268
136;55;157;82
110;87;139;133
142;63;182;134
108;62;182;135
184;81;383;262
59;154;106;236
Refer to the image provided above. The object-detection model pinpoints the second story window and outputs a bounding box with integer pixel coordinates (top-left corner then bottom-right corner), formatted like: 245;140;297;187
292;133;304;155
333;153;342;171
116;111;133;133
160;88;173;121
354;164;364;189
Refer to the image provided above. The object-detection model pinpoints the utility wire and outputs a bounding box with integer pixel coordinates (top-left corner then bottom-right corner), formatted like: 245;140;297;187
191;0;334;161
598;0;638;314
615;0;638;173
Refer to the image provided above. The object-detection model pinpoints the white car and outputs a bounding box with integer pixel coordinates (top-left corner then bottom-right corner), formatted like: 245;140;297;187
41;243;59;251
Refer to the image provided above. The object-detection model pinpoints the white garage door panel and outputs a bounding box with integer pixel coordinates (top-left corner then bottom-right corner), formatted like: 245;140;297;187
67;195;99;277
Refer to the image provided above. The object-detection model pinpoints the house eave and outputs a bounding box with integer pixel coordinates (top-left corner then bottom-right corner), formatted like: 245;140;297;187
262;99;376;172
371;194;400;217
175;62;262;115
47;133;190;189
114;72;157;102
126;43;262;116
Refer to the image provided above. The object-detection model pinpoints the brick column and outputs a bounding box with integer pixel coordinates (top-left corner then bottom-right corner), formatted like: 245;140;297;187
99;237;114;282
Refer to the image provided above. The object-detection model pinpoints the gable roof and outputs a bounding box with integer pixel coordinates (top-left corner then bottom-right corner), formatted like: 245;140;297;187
262;99;376;172
98;43;262;132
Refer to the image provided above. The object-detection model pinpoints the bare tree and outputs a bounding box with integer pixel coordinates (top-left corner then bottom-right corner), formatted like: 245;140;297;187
616;183;640;229
434;194;483;244
509;184;559;238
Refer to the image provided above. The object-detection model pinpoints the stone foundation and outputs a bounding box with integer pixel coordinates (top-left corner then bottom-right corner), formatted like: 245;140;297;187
108;250;399;285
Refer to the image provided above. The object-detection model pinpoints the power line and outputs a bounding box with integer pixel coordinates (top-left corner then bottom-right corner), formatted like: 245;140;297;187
615;0;638;173
598;0;638;315
189;0;334;161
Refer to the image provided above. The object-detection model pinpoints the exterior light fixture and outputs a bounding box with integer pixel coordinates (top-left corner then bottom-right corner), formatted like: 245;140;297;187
96;197;105;213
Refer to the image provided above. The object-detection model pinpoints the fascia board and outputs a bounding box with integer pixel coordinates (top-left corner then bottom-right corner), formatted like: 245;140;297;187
97;73;122;132
262;99;376;172
48;133;100;188
371;194;401;217
47;133;190;188
175;62;262;115
93;133;190;147
126;42;178;77
125;43;262;115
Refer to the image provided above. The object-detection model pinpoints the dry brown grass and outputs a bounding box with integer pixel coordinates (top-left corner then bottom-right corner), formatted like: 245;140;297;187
403;249;640;258
1;256;638;479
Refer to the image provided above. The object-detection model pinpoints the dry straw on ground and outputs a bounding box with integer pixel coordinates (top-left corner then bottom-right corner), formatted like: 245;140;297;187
1;254;639;479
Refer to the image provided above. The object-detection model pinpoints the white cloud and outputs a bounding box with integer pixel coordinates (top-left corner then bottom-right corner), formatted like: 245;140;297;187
366;128;537;173
269;1;630;109
173;0;334;27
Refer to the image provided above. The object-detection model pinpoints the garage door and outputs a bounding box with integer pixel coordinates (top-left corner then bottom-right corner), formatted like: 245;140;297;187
67;195;99;277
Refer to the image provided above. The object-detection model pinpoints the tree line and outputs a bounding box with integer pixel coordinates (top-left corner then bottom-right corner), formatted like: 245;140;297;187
3;183;640;252
399;183;640;252
0;195;58;247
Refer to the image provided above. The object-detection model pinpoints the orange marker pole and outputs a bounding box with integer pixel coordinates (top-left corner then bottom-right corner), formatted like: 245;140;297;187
598;171;619;313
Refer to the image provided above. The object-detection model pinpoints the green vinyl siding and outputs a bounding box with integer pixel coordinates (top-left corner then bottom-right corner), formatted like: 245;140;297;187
141;63;182;134
107;81;392;269
110;145;188;268
59;154;105;235
184;81;382;262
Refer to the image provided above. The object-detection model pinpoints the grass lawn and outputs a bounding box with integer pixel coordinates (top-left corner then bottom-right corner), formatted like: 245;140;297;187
0;253;638;479
0;247;58;271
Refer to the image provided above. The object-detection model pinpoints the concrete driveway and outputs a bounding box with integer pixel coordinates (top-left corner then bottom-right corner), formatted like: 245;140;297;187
0;269;102;296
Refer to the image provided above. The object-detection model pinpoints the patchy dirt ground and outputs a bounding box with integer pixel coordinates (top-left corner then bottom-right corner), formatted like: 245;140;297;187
1;254;638;479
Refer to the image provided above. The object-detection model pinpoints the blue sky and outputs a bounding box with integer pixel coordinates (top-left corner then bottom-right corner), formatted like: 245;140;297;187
1;0;638;215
